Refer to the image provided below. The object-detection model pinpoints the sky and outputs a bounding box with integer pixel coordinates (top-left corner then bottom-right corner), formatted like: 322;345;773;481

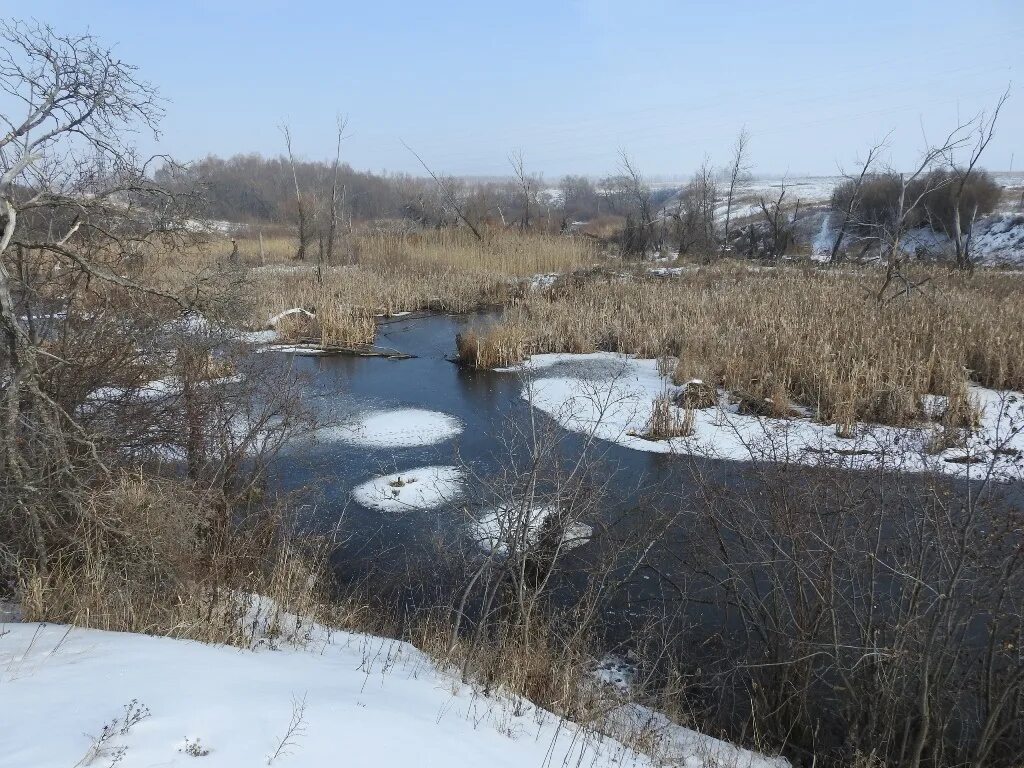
7;0;1024;179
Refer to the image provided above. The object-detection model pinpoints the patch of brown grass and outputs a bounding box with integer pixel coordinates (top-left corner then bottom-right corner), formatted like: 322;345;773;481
17;473;335;648
459;265;1024;428
643;394;695;440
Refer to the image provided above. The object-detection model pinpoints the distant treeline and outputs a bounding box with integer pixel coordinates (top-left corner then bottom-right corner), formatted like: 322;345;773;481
156;154;677;230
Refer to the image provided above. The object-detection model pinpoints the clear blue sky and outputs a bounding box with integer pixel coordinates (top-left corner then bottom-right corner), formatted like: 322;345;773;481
8;0;1024;178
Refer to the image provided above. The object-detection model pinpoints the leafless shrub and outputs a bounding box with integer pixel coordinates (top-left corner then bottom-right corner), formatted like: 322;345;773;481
74;699;150;767
266;693;308;764
673;452;1024;767
672;158;718;258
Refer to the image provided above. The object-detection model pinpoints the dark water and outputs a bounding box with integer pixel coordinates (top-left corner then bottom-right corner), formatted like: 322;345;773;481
264;312;724;610
264;312;1021;644
259;312;1021;764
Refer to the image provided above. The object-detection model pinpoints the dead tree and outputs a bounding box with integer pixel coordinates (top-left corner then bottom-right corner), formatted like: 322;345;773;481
402;141;483;240
281;124;311;260
508;150;533;231
829;136;888;263
945;87;1009;271
324;115;349;266
721;127;751;257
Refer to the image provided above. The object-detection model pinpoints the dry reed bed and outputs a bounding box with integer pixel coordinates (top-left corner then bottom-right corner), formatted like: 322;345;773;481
356;228;597;276
253;263;518;345
182;229;600;345
457;266;1024;428
205;228;598;276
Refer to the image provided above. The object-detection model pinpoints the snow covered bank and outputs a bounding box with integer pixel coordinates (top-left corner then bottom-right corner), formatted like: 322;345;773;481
334;408;463;448
0;622;632;768
503;353;1024;478
351;465;466;512
0;618;785;768
805;211;1024;265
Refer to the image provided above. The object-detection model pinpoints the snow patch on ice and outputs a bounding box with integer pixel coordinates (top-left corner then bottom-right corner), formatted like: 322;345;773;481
261;344;330;356
237;328;281;344
501;353;1024;478
471;504;593;554
351;465;466;512
332;408;463;448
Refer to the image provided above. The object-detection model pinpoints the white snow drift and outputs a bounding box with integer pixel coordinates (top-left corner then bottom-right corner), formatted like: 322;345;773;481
0;622;621;768
0;615;784;768
351;465;465;512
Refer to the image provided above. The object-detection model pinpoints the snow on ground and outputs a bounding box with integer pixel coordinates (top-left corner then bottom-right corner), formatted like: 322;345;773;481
501;353;1024;479
971;214;1024;265
0;615;784;768
648;266;693;277
351;465;466;512
803;210;1024;265
891;215;1024;265
0;622;632;768
714;201;762;222
326;408;463;448
86;374;242;405
810;211;834;260
529;273;560;290
604;704;788;768
471;504;593;554
237;328;281;344
267;307;315;326
261;344;332;356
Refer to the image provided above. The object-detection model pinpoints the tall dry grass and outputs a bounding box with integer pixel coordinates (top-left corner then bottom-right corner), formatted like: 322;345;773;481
357;228;597;276
207;228;597;276
458;265;1024;427
18;473;337;648
170;229;599;345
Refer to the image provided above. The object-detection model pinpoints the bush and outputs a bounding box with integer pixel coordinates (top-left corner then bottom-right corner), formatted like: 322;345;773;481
913;167;1002;234
831;168;1002;242
830;173;913;235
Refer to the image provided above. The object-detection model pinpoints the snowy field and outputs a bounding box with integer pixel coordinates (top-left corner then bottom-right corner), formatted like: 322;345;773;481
0;614;785;768
502;353;1024;479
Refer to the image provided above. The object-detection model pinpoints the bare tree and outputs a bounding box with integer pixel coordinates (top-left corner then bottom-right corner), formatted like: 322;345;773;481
945;87;1010;270
322;115;350;266
720;127;751;257
870;124;972;301
616;150;656;257
401;141;483;240
671;157;718;259
508;150;534;231
0;21;311;582
755;179;794;259
0;20;189;570
829;135;889;263
281;124;310;260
